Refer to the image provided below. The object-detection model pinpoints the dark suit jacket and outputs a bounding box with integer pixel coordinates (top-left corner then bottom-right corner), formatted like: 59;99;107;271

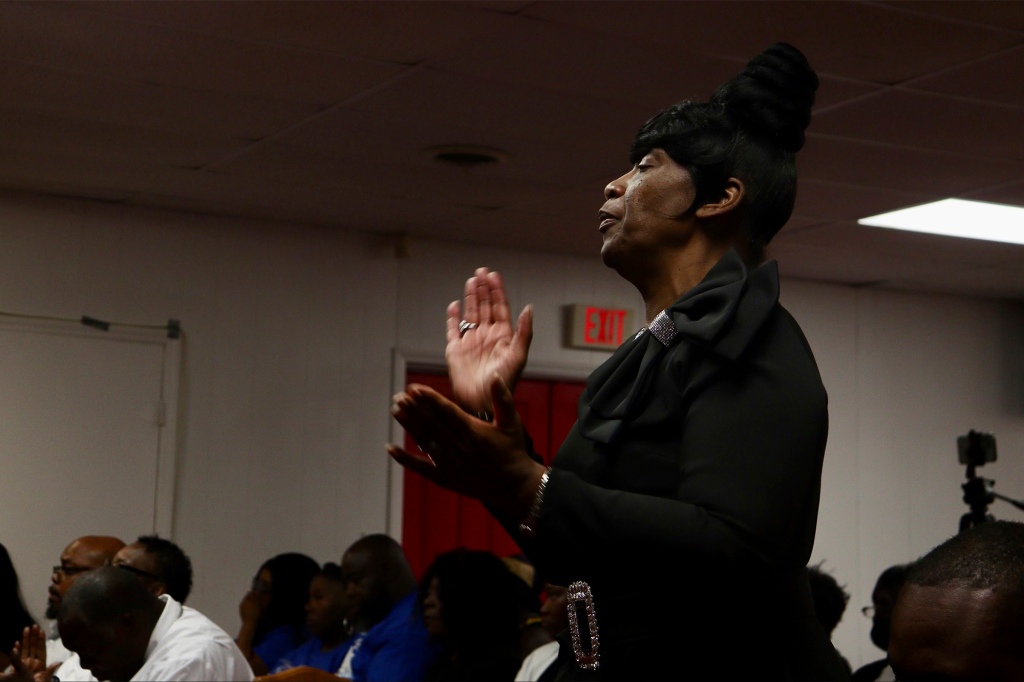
518;254;848;681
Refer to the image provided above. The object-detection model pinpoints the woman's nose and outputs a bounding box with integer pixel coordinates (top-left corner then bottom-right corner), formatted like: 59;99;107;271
604;172;629;200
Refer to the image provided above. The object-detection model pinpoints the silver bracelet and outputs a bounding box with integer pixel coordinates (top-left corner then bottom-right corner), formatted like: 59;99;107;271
518;469;550;537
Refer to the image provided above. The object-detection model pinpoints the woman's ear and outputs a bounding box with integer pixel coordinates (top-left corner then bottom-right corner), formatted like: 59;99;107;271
695;178;745;219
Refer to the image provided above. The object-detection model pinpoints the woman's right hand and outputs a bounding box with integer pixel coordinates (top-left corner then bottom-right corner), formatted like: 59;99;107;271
446;268;533;414
239;589;262;625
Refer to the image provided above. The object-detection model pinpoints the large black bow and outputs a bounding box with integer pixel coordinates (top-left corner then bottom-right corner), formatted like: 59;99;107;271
577;250;779;444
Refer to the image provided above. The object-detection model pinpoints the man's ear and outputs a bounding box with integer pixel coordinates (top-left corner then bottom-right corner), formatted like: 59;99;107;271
695;178;745;218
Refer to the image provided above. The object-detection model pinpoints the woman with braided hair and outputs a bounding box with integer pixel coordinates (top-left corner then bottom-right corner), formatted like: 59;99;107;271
390;43;847;680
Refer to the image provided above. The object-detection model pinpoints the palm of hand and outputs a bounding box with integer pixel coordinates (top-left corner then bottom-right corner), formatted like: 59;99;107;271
447;322;525;413
445;268;532;414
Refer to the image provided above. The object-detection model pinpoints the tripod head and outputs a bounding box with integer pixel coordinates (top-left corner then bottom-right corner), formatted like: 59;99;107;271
957;430;1024;532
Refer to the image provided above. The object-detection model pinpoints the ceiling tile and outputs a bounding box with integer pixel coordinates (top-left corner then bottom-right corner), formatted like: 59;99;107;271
793;179;933;222
961;179;1024;207
75;0;504;65
880;1;1024;33
0;146;192;195
208;142;569;210
267;106;626;189
0;2;406;106
772;220;1024;299
0;107;246;167
909;45;1024;109
331;67;653;174
132;172;480;233
812;89;1024;161
800;135;1024;195
0;59;317;139
524;1;1018;84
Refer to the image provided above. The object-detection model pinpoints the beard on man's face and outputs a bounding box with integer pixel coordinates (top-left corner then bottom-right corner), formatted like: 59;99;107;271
45;603;58;620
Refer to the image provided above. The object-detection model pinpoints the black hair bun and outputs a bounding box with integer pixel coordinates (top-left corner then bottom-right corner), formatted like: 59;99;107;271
711;42;818;153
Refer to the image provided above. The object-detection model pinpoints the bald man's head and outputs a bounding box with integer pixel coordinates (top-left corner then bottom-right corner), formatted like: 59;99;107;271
890;522;1024;680
341;534;416;631
47;536;125;619
57;566;163;682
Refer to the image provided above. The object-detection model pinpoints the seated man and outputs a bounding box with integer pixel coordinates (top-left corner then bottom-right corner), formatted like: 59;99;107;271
37;532;123;675
334;534;438;682
852;562;910;682
45;536;125;668
258;535;437;682
112;535;194;603
515;583;568;681
57;566;252;681
888;521;1024;681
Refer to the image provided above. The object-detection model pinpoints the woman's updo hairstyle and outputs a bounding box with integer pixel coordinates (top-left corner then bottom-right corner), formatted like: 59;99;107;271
629;43;818;264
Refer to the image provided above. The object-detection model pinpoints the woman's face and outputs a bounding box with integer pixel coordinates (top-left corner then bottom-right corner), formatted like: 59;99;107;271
598;148;698;273
305;575;347;638
421;576;446;637
253;568;273;612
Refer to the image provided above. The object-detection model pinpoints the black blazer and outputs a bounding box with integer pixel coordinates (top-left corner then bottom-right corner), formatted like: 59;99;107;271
519;254;848;681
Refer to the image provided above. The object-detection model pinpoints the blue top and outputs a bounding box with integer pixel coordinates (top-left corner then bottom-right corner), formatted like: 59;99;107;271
348;592;440;682
273;636;353;674
254;623;310;673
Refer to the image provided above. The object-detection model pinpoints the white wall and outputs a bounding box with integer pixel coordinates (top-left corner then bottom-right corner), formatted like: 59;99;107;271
0;189;1021;669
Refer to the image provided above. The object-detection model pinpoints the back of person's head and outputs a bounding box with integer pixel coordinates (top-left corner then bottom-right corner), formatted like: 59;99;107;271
806;564;849;636
0;542;36;654
57;566;163;681
258;552;320;637
419;549;522;657
889;521;1024;680
906;521;1024;592
629;42;818;265
132;535;193;603
875;563;911;595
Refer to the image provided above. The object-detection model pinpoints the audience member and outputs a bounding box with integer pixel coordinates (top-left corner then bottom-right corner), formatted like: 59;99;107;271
334;534;438;681
852;563;910;681
807;564;852;677
515;584;568;682
419;549;522;681
45;536;124;671
272;563;352;674
0;543;36;672
56;566;252;681
112;535;193;603
888;521;1024;681
236;552;319;675
502;556;552;661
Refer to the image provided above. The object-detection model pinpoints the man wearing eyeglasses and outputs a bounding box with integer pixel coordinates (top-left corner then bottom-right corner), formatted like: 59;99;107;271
111;536;193;605
852;563;910;682
44;536;125;672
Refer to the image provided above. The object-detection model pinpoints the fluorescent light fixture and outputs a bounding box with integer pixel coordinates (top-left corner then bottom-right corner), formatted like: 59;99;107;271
859;198;1024;246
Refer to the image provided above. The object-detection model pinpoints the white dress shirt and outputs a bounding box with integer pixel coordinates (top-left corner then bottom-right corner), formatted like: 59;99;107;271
515;640;559;681
130;595;253;682
54;652;98;682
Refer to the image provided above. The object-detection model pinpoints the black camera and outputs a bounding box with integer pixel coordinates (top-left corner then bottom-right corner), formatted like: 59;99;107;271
957;430;996;467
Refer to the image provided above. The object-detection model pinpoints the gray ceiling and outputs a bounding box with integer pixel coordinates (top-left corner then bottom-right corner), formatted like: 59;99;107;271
2;1;1023;299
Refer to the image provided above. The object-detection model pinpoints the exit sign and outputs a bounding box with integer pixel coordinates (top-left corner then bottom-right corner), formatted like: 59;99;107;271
565;304;637;350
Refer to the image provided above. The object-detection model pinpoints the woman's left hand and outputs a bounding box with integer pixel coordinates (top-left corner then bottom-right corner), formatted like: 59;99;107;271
388;373;546;522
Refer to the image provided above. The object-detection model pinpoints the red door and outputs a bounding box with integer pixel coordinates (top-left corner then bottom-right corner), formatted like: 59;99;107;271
401;371;585;578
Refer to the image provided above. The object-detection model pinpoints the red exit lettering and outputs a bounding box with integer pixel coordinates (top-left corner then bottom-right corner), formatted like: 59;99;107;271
583;307;628;346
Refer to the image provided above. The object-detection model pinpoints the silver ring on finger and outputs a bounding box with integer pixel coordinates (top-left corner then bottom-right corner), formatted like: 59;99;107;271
459;320;478;336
